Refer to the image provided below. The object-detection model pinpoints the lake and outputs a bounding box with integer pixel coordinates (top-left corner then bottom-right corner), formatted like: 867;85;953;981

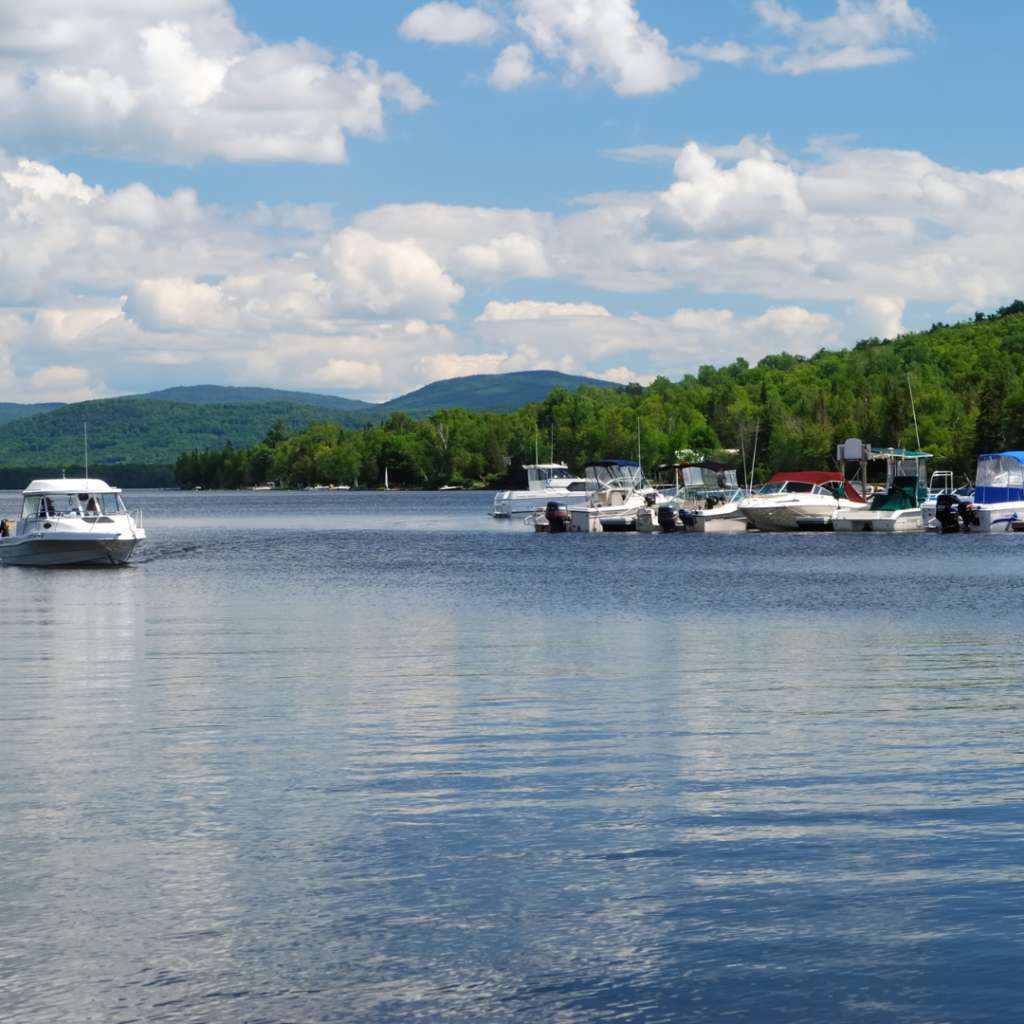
1;489;1023;1023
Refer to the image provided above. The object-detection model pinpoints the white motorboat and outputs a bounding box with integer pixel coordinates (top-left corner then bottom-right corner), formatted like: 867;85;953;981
956;451;1024;532
528;460;659;532
0;479;145;566
649;462;749;532
737;472;866;532
493;463;589;517
832;445;930;532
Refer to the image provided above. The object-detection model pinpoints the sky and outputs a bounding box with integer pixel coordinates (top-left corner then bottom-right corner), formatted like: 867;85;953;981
2;0;1024;404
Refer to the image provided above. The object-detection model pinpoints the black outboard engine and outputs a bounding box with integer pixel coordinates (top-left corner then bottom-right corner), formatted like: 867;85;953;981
958;501;974;532
657;503;679;533
545;501;571;533
935;493;968;533
705;495;719;510
678;508;696;532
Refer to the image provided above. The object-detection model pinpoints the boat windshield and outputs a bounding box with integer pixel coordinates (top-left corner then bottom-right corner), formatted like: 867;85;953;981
756;481;820;495
22;492;125;518
976;456;1024;489
585;463;645;492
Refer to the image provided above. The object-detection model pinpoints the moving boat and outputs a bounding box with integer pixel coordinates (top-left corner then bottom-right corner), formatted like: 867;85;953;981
0;479;145;566
737;472;866;532
959;451;1024;532
832;445;930;532
492;464;589;517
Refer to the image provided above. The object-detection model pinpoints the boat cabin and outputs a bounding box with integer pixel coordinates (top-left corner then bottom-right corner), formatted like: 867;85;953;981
20;479;127;522
584;460;648;505
524;464;587;493
974;452;1024;505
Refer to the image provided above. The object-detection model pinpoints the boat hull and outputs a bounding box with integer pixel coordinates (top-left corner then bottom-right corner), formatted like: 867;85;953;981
494;490;590;517
967;502;1024;533
0;536;140;566
739;499;839;532
832;509;924;532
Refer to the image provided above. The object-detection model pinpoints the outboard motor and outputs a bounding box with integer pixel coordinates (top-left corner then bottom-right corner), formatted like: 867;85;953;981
678;508;696;532
935;493;966;533
705;496;719;510
958;502;974;532
644;492;658;507
544;501;571;533
657;503;679;533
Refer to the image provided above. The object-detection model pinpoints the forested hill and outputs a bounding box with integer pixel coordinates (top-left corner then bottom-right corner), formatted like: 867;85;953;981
0;398;379;466
173;303;1024;489
0;401;64;425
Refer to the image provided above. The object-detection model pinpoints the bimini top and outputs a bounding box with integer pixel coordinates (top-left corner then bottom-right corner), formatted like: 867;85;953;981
23;478;121;495
584;459;640;468
979;451;1024;463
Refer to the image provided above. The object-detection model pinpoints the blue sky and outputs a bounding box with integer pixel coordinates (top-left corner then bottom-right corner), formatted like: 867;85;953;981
2;1;1023;403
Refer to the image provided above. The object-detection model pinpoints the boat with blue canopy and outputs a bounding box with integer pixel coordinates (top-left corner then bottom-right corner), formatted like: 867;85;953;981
964;451;1024;532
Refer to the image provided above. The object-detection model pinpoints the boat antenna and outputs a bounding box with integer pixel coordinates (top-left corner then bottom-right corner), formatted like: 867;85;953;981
907;372;921;452
84;421;88;481
535;425;539;466
749;418;759;486
740;422;748;491
550;421;554;463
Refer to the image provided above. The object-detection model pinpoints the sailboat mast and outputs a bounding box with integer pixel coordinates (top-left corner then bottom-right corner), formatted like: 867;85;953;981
907;373;921;452
84;422;88;481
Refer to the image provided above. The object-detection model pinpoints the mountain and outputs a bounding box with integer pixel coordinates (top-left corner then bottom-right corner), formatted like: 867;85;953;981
0;371;623;466
0;398;379;467
0;401;65;425
378;370;621;413
136;384;373;410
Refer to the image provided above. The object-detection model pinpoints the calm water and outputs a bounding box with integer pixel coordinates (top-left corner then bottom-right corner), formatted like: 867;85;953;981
2;489;1023;1023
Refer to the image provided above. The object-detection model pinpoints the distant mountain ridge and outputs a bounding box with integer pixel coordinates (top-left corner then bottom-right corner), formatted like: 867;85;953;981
0;401;65;425
0;371;622;466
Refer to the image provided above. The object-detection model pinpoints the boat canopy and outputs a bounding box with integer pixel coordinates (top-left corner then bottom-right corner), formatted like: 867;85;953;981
975;452;1024;505
584;460;645;492
23;478;121;495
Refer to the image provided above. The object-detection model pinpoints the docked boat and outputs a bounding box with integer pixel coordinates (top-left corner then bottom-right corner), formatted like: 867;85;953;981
492;463;589;517
737;472;866;532
958;451;1024;532
832;446;930;532
650;461;749;532
0;479;145;566
529;460;659;532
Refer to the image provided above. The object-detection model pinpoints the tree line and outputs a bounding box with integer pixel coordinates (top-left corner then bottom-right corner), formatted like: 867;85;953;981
174;303;1024;490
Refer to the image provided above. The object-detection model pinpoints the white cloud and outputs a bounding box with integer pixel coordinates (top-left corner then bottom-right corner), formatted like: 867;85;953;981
0;0;429;164
329;228;465;318
514;0;698;95
489;43;541;90
400;3;500;44
5;138;1024;401
684;41;752;65
28;365;104;402
303;359;384;387
477;299;610;320
592;366;655;385
418;351;511;379
754;0;930;74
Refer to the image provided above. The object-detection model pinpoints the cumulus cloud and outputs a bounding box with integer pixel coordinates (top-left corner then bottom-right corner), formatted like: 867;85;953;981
400;3;500;44
303;358;384;387
329;228;465;318
5;138;1024;400
489;43;541;90
477;299;610;320
0;0;429;164
754;0;930;74
513;0;698;95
